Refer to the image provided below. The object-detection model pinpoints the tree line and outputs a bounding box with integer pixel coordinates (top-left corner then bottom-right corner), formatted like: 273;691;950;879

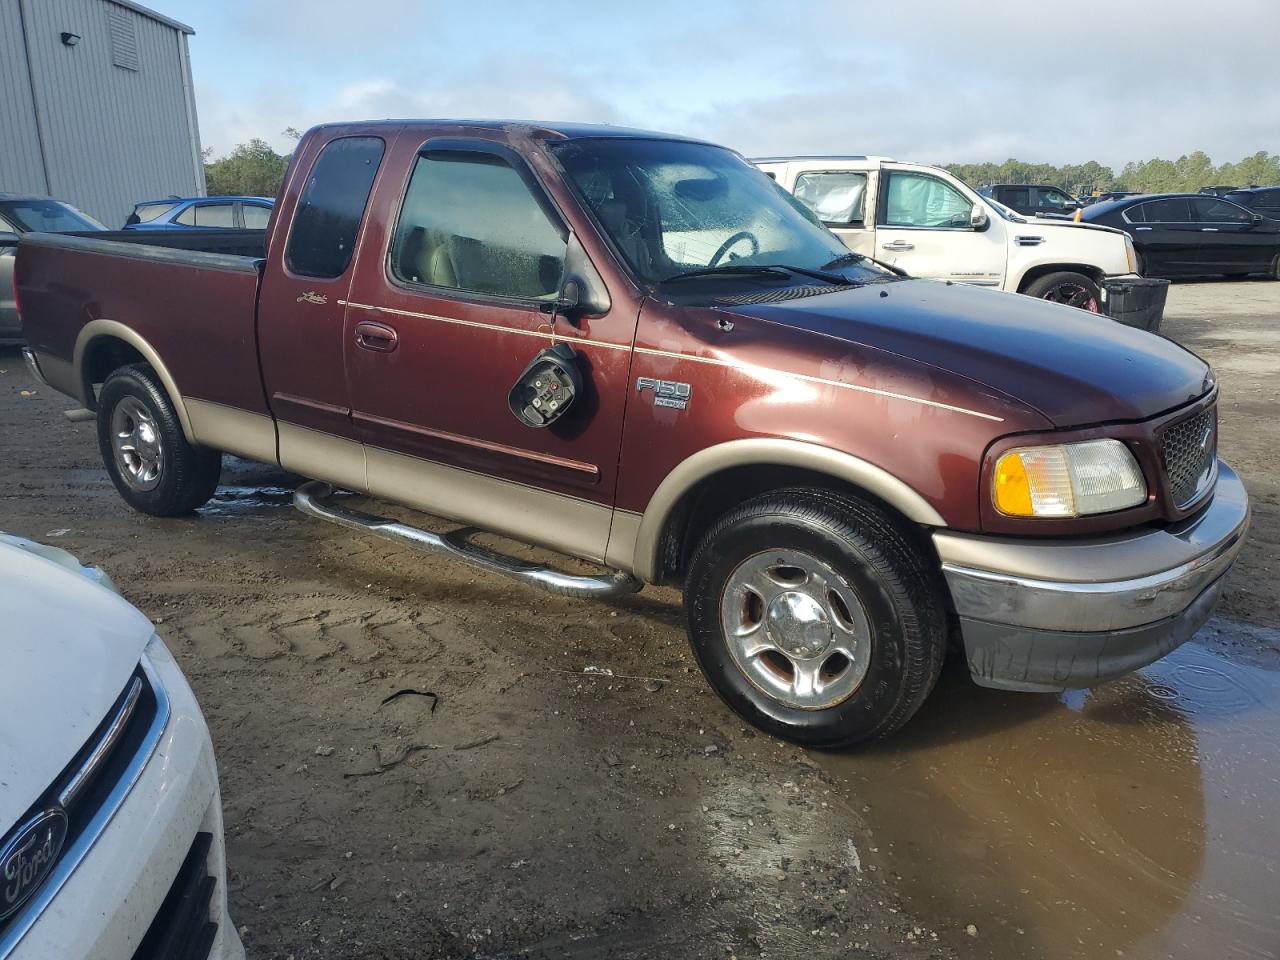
201;134;1280;200
945;151;1280;197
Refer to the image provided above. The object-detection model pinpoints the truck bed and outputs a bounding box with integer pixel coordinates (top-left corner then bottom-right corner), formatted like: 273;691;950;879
16;230;270;426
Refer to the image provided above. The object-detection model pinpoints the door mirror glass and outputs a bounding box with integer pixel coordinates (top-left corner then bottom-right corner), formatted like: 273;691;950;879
970;204;989;229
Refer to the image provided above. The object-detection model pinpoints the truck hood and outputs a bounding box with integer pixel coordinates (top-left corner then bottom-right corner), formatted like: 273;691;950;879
732;279;1211;427
0;537;152;832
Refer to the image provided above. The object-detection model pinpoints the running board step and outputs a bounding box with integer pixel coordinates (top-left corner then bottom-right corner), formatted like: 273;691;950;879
293;481;642;600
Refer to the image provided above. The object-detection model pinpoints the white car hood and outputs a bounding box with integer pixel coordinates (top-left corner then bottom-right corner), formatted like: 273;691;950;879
0;538;152;831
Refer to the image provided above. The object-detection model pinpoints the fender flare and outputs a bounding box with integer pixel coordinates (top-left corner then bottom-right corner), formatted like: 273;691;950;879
626;437;947;583
73;319;195;441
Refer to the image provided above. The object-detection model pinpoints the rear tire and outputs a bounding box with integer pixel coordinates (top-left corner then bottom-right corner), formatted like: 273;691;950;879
1023;270;1102;312
97;364;221;516
683;488;947;748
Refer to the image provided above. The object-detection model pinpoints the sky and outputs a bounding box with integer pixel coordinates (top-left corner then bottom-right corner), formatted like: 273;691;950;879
155;0;1280;170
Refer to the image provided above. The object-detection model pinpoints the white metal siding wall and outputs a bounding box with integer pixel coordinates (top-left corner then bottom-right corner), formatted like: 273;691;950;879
0;0;49;195
2;0;204;226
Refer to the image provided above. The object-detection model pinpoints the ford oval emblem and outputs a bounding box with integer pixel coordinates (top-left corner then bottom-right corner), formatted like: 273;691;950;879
0;808;69;921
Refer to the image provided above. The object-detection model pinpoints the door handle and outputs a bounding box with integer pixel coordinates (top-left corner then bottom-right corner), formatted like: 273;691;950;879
881;240;914;251
354;320;399;353
1135;227;1153;231
1200;227;1219;232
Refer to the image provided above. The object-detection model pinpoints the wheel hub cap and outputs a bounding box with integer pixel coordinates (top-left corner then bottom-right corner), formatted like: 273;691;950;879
766;591;832;658
719;549;873;710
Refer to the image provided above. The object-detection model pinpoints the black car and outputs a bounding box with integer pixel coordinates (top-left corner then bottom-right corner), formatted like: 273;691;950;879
1225;186;1280;220
1082;193;1280;279
978;183;1079;217
1078;190;1142;207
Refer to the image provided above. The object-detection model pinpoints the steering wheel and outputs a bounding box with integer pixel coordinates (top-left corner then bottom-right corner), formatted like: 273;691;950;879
708;230;760;267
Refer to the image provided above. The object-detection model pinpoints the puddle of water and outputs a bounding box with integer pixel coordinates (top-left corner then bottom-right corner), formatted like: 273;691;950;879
201;485;296;516
817;620;1280;960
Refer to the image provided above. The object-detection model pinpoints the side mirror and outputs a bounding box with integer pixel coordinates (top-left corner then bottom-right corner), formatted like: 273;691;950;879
0;230;19;248
1251;213;1264;227
970;205;989;230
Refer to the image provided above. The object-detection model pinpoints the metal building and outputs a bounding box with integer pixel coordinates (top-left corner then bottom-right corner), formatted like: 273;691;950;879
0;0;204;227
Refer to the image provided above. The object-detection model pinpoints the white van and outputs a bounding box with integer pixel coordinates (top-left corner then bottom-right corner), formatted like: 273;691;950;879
755;156;1141;311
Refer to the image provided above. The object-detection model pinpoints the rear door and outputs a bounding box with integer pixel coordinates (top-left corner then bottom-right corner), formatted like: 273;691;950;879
257;132;392;488
1190;197;1273;274
873;166;1006;285
1124;198;1198;276
789;168;874;257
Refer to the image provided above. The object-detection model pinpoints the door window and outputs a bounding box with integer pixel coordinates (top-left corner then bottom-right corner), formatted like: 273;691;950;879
882;172;973;228
390;151;567;301
193;203;236;227
792;171;868;225
242;203;272;229
1191;198;1255;224
1129;198;1192;223
1033;188;1072;210
286;136;385;279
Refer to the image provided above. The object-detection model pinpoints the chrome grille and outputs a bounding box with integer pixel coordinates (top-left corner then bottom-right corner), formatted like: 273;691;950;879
1163;407;1217;508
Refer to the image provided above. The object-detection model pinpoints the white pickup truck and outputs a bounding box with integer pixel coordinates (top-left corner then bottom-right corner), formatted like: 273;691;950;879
755;155;1141;312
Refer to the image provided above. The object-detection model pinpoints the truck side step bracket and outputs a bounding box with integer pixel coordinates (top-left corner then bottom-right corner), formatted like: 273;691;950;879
293;481;643;600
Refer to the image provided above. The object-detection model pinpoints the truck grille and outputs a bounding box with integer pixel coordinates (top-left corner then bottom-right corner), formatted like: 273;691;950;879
1163;406;1217;509
130;832;218;960
0;664;163;954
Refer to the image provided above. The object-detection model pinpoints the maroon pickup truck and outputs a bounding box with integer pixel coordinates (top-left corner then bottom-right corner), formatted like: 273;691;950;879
16;121;1249;746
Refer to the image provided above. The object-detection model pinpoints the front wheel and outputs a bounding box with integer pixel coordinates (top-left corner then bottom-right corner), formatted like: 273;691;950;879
684;488;947;748
1023;270;1102;312
97;364;222;516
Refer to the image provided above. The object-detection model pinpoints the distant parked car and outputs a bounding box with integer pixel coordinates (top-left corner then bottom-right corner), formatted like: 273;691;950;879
1079;190;1143;207
978;183;1080;217
123;196;274;230
1082;193;1280;279
1198;185;1241;198
1;194;106;344
0;533;244;960
1224;186;1280;220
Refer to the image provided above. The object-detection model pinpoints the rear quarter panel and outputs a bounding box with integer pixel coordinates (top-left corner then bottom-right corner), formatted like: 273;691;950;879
15;235;266;414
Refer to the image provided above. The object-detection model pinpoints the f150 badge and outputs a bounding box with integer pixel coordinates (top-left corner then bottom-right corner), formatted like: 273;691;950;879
636;377;691;410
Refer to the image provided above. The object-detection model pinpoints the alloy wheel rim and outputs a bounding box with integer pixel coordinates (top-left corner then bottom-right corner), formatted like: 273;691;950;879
1045;281;1100;312
110;396;163;492
719;549;872;710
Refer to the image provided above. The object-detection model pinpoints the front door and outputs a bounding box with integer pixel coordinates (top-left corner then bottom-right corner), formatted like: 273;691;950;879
1125;198;1200;277
1190;197;1274;274
343;137;635;562
873;167;1007;286
257;132;392;487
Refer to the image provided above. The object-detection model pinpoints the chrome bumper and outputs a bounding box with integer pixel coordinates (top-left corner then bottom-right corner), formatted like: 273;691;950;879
21;347;49;387
934;461;1249;691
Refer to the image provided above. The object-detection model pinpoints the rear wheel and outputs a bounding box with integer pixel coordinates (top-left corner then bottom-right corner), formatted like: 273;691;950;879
684;488;947;747
1024;270;1102;312
97;365;222;516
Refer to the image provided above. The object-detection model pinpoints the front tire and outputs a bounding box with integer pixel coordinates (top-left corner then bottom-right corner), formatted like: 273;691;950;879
684;489;947;748
97;364;222;516
1023;270;1102;312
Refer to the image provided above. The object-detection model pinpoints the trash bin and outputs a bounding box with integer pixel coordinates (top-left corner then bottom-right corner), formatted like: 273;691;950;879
1100;277;1169;332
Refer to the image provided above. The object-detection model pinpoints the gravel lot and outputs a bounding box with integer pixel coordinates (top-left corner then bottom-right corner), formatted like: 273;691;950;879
1;280;1277;960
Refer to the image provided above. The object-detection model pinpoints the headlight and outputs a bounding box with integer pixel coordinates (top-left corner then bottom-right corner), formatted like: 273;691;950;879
993;439;1146;518
1124;234;1139;274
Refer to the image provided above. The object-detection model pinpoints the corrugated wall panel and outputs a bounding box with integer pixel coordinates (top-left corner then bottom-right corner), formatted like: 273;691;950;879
0;0;49;195
22;0;202;225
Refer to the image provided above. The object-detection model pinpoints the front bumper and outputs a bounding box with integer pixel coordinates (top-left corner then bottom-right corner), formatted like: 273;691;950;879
8;637;244;960
935;461;1250;692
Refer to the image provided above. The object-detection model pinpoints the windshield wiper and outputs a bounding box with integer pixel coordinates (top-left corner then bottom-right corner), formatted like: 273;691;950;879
823;249;906;277
664;265;795;283
768;263;857;285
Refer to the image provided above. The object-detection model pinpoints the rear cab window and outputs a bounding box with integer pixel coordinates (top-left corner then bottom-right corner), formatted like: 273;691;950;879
286;136;386;278
389;148;567;301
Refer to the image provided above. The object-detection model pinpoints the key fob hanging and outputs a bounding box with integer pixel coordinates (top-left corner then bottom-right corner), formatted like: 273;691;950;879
508;342;583;428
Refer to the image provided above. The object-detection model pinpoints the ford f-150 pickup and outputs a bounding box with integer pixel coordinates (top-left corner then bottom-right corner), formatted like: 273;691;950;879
15;120;1250;747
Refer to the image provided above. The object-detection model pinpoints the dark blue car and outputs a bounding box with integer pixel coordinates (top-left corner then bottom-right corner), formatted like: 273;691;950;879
123;196;274;230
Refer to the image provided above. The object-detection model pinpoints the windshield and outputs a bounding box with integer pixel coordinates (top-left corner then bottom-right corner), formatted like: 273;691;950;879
0;199;105;233
549;138;886;287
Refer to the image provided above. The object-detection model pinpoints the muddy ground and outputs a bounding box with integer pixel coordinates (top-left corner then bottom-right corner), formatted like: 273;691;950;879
2;281;1277;960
